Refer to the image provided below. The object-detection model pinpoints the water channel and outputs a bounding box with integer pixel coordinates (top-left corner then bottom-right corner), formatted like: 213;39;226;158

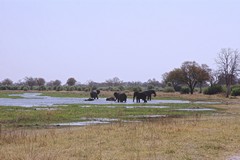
0;93;220;107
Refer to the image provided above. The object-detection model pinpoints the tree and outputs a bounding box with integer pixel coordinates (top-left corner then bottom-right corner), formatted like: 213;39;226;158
147;78;161;88
24;77;36;89
215;48;240;97
163;68;183;91
36;78;45;86
86;80;98;90
209;70;220;86
66;77;77;86
1;78;13;86
197;64;211;93
105;77;123;86
181;61;202;94
53;80;61;86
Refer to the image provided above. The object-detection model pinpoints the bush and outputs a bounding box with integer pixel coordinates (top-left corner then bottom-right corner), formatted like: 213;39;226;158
231;87;240;96
147;85;154;90
180;87;190;94
118;86;125;91
56;86;63;91
132;87;142;92
163;87;175;93
22;86;29;91
203;85;223;95
174;85;182;92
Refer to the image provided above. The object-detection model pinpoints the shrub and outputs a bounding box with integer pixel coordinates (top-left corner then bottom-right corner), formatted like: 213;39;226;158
174;85;182;92
56;86;63;91
231;87;240;96
203;85;223;95
180;87;190;94
132;86;142;92
118;86;125;91
163;87;175;93
22;86;29;91
38;86;47;91
147;85;154;90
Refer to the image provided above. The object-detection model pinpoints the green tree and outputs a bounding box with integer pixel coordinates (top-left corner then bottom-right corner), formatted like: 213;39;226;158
198;64;211;93
164;61;211;94
66;77;77;86
163;68;183;91
181;61;201;94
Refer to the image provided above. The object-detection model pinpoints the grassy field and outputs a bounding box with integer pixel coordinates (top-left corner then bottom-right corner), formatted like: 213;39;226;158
0;91;240;159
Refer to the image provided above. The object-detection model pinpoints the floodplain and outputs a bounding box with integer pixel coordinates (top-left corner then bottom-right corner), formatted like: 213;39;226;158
0;91;239;160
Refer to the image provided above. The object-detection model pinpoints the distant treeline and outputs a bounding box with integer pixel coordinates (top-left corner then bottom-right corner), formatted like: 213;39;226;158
0;77;163;92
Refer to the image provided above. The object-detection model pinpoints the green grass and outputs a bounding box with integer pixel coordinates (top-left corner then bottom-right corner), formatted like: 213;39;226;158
0;103;218;128
0;91;23;98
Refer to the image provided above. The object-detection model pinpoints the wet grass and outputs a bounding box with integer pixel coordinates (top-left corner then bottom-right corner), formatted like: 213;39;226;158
0;103;218;128
0;91;24;98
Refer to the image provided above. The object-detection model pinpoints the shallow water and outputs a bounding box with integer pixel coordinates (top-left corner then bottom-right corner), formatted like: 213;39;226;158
53;118;140;126
53;121;110;126
0;93;220;107
176;108;216;111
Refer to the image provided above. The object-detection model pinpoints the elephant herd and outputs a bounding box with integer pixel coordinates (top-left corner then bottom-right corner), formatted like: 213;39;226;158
85;89;157;103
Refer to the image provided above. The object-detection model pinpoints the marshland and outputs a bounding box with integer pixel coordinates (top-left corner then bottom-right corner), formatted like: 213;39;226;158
0;90;240;160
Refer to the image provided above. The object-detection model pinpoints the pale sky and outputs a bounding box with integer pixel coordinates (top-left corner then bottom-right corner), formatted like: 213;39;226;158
1;0;240;84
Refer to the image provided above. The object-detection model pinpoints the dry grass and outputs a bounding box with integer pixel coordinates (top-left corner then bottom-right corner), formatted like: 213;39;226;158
1;113;240;160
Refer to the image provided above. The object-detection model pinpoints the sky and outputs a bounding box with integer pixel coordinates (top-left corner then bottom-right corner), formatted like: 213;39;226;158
1;0;240;84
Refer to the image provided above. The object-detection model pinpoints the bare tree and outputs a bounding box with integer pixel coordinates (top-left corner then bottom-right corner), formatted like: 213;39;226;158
105;77;123;86
24;77;36;89
215;48;240;97
1;78;13;86
36;78;45;86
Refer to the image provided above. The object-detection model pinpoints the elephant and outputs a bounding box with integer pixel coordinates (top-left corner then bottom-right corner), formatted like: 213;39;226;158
90;90;100;99
114;92;127;103
133;91;147;103
142;90;156;101
106;97;116;101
